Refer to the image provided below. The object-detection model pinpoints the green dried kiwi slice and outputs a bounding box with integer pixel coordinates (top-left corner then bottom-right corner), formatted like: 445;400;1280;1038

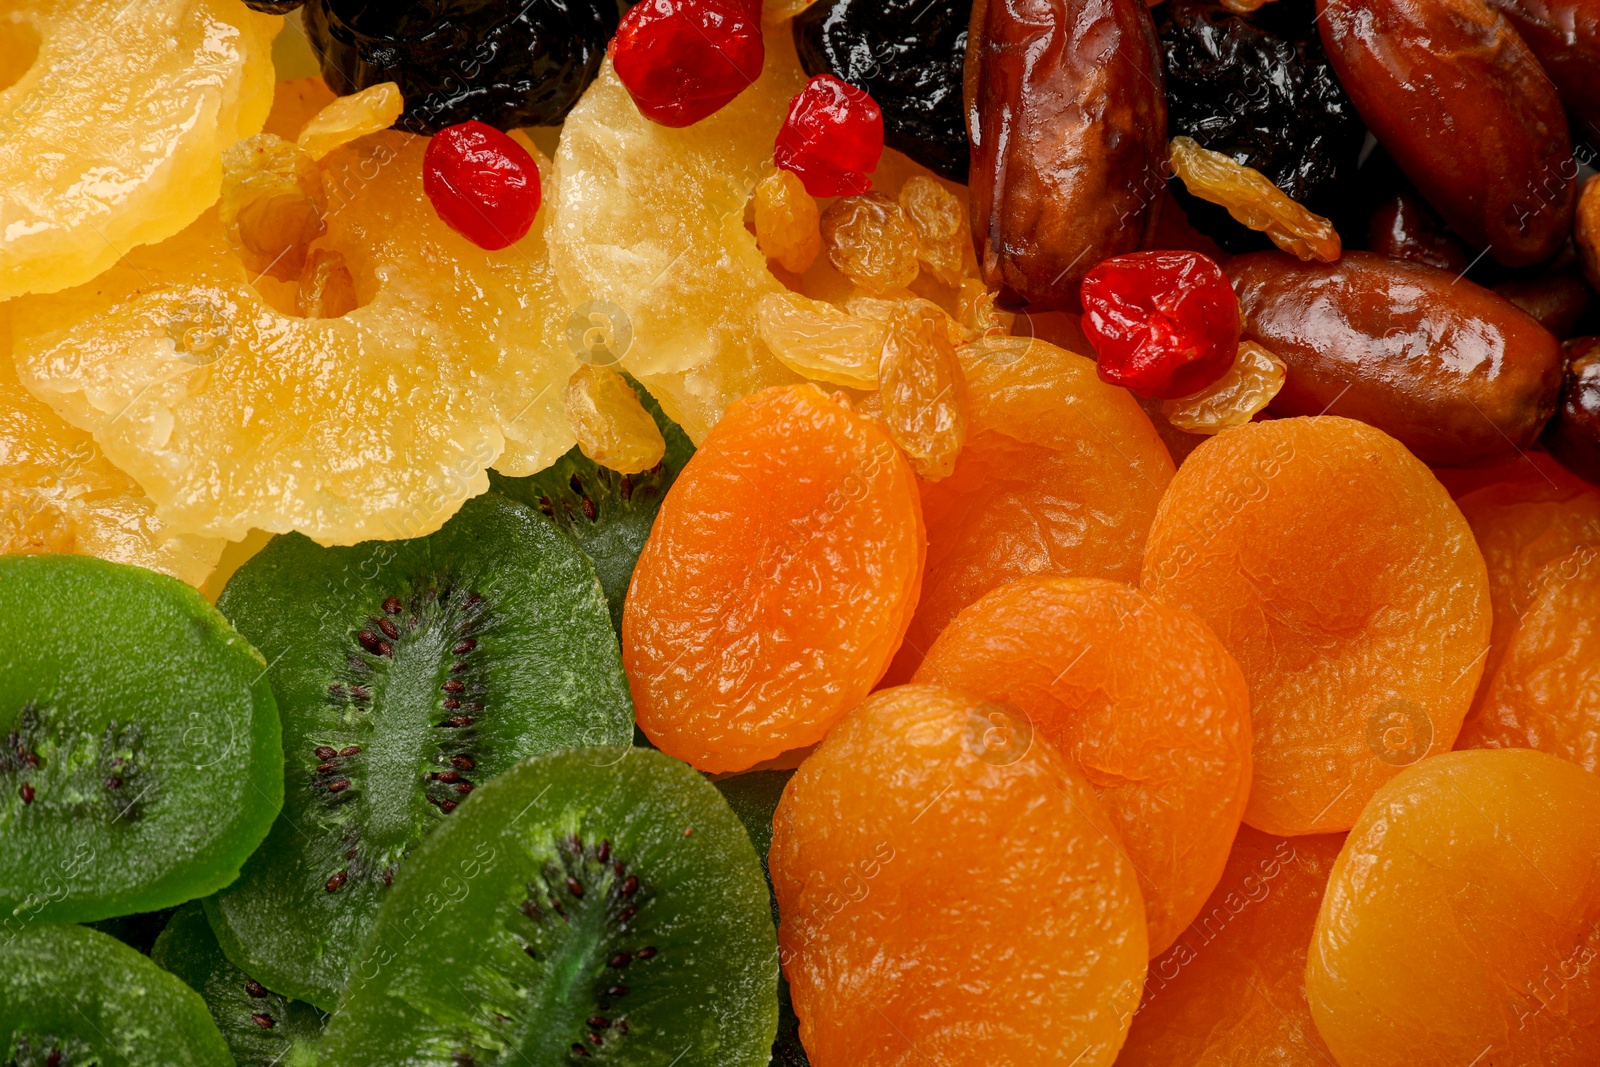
491;373;695;631
153;903;326;1067
320;747;780;1066
0;555;282;925
715;771;808;1067
1;922;233;1066
207;493;634;1010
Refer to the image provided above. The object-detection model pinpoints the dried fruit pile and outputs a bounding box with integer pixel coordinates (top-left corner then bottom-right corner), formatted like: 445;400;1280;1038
3;0;1600;1065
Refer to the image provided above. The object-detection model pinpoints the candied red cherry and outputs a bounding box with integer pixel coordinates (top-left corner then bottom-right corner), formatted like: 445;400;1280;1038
612;0;765;128
774;74;884;198
422;121;542;252
1080;250;1242;399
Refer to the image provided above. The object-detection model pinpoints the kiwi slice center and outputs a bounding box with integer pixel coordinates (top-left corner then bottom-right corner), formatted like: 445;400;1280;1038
3;703;147;823
7;1032;93;1066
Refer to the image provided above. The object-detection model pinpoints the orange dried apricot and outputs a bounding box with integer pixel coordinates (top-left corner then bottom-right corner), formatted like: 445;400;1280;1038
622;384;924;772
1119;827;1343;1066
1308;748;1600;1065
770;684;1148;1066
885;336;1175;681
1142;416;1491;834
914;577;1252;955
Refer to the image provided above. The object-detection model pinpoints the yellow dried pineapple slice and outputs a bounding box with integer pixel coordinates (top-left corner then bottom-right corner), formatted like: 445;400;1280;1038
546;22;810;441
12;132;577;546
0;0;278;299
1;310;223;585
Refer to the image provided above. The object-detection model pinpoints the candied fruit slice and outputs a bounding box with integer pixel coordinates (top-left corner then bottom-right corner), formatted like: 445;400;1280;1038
820;192;920;296
219;133;326;282
1160;340;1287;433
0;332;222;587
915;577;1252;955
1142;417;1491;834
877;300;966;480
13;131;576;546
548;22;808;442
754;168;822;274
770;684;1148;1066
565;362;667;474
756;291;883;388
1308;749;1600;1065
1119;827;1343;1065
622;384;924;773
1169;137;1342;263
295;80;403;160
0;0;278;299
898;175;971;287
887;336;1174;681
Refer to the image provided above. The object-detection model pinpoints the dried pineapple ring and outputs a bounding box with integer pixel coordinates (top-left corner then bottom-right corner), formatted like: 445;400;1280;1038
13;132;576;546
0;316;223;586
1169;137;1342;263
0;0;278;299
547;24;809;441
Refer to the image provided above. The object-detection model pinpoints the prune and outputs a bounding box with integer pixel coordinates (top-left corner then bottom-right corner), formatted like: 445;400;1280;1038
1159;0;1364;253
1543;337;1600;485
793;0;970;182
304;0;619;134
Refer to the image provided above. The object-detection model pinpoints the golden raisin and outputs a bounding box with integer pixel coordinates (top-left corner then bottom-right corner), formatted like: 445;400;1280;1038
898;175;971;287
1169;137;1341;263
296;81;404;161
820;193;921;296
564;363;667;475
756;291;883;389
879;301;967;480
1160;341;1287;433
957;279;1012;337
754;168;822;274
295;248;359;320
220;133;327;282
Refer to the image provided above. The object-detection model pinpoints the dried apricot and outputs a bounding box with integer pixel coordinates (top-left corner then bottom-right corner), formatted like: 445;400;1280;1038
770;684;1148;1066
914;577;1252;955
1308;748;1600;1065
876;301;966;481
886;336;1175;681
622;384;924;773
1143;417;1491;834
1119;828;1342;1065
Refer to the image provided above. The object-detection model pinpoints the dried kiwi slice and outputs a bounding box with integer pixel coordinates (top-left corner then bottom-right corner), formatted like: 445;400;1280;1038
320;747;780;1066
716;771;809;1067
1;922;233;1066
491;374;694;630
153;904;326;1067
0;555;281;925
208;493;634;1010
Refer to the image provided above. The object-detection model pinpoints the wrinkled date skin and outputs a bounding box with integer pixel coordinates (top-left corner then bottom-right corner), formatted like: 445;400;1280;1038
1230;251;1564;467
1543;337;1600;485
1318;0;1575;267
1485;0;1600;144
966;0;1167;310
1365;190;1474;274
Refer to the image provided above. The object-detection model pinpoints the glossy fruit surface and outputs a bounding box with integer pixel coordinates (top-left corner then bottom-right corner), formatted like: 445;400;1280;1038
792;0;970;181
1308;748;1600;1065
306;0;618;132
1229;251;1564;467
0;0;277;299
1545;337;1600;485
1080;250;1242;399
1119;827;1343;1066
423;121;542;250
889;335;1174;681
1484;0;1600;146
915;577;1252;955
771;684;1148;1066
613;0;765;127
623;384;924;772
1142;417;1491;834
774;74;884;197
1168;136;1342;263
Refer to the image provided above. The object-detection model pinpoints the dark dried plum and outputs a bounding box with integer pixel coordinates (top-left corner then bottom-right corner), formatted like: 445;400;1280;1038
793;0;971;183
305;0;619;134
1159;0;1364;252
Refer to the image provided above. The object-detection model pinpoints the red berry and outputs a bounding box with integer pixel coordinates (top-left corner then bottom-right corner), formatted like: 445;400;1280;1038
774;74;884;198
1079;251;1242;400
423;121;541;252
612;0;765;128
